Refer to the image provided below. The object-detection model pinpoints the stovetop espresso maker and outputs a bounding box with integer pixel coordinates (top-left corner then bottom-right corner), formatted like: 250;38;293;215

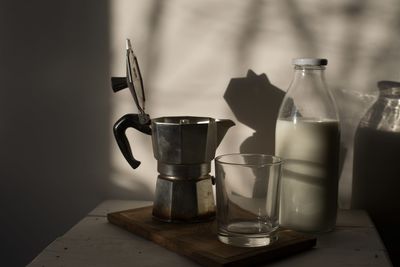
111;39;235;223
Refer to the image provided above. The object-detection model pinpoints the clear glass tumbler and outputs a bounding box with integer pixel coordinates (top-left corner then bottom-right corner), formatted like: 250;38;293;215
215;154;282;247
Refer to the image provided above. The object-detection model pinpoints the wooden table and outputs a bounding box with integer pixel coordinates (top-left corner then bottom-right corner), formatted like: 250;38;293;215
28;200;392;266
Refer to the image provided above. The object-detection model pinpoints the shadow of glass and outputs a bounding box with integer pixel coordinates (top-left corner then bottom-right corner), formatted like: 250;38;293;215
224;70;285;155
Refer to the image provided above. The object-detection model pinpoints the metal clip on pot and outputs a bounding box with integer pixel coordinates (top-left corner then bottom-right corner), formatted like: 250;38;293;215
111;39;151;169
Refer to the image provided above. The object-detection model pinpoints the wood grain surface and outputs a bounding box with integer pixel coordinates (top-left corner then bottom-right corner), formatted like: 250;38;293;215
107;206;316;267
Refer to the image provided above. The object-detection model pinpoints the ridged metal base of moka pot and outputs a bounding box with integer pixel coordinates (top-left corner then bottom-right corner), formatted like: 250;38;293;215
152;162;215;223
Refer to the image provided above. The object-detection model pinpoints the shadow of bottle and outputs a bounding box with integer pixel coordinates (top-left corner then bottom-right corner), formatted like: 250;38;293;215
224;70;285;155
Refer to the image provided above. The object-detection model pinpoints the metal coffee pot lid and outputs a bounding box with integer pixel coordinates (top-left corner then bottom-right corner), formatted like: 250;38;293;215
111;39;150;125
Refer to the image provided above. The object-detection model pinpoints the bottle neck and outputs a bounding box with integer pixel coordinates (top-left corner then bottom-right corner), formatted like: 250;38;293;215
378;87;400;106
293;65;326;82
279;64;337;121
360;88;400;131
290;65;327;93
294;65;325;71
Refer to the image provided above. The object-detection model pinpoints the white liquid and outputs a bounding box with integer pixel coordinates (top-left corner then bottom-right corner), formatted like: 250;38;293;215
275;119;340;232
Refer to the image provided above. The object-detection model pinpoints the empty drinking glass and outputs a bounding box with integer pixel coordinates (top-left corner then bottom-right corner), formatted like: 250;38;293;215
215;154;282;247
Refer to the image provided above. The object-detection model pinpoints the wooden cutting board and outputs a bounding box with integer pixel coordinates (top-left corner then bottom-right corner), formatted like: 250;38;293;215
107;206;316;267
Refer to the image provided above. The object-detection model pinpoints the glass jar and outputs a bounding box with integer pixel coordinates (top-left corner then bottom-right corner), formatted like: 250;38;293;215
352;87;400;223
275;58;341;233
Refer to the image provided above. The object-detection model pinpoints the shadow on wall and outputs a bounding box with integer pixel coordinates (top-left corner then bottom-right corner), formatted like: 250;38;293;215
0;1;110;266
224;70;285;155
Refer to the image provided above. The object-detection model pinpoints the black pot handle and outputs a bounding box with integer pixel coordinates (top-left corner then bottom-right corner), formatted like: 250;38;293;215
113;114;152;169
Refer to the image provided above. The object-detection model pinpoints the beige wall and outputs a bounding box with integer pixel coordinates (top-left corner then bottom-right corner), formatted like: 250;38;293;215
109;0;400;208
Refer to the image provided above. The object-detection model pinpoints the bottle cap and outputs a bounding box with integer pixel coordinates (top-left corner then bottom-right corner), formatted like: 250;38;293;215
292;58;328;66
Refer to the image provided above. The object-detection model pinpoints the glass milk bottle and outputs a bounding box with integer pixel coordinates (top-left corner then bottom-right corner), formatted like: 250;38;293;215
275;58;340;233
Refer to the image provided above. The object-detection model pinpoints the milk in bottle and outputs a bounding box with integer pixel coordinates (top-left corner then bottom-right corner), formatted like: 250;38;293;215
275;58;340;233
